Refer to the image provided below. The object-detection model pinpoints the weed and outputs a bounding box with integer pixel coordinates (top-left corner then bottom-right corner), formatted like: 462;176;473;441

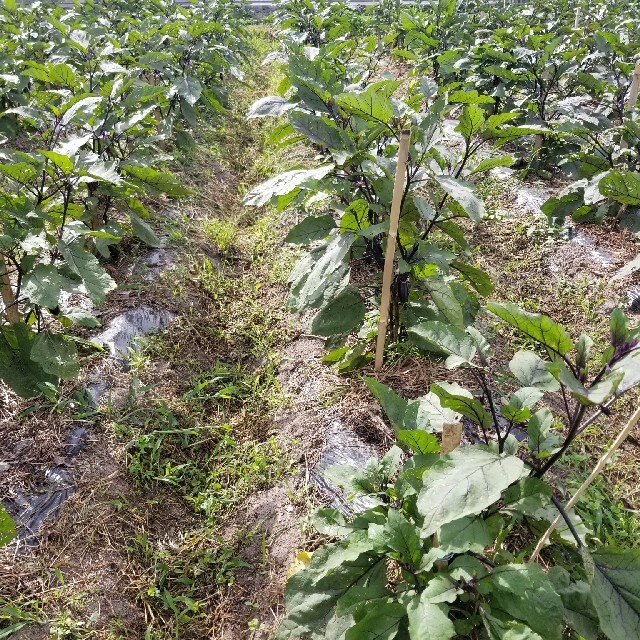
203;218;237;254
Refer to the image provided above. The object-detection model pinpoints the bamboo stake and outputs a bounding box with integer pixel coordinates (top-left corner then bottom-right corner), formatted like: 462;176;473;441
0;258;19;324
621;62;640;150
624;61;640;112
374;130;410;371
574;7;581;29
434;421;463;568
529;405;640;563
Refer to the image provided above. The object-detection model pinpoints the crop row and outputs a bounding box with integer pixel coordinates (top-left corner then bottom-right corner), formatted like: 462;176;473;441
0;0;248;397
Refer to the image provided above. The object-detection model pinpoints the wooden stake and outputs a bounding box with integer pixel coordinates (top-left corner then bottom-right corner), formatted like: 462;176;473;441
0;258;19;324
374;130;410;371
621;62;640;150
624;61;640;112
441;421;463;455
434;421;463;568
529;406;640;563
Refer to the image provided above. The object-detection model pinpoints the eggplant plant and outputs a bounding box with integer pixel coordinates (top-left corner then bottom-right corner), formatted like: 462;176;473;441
0;0;247;398
245;43;546;366
276;305;640;640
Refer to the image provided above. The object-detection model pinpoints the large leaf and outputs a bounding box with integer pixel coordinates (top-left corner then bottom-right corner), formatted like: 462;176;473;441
599;171;640;206
288;233;352;311
437;514;501;554
408;321;476;368
424;278;464;328
0;324;57;397
488;564;564;640
130;213;161;248
434;176;486;222
289;110;348;150
244;165;333;207
335;86;396;123
310;286;366;337
365;378;457;433
22;265;63;309
548;567;599;640
122;166;190;197
581;547;640;640
583;547;640;640
285;214;336;244
456;104;485;140
406;596;455;640
30;331;79;380
417;446;524;536
486;303;573;356
509;350;559;391
276;540;386;640
247;95;294;118
58;239;117;305
431;383;493;429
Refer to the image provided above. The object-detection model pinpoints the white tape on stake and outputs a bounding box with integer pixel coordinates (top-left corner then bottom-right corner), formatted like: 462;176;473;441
374;130;410;371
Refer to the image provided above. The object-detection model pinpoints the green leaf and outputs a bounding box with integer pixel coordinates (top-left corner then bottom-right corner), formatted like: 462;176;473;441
583;547;640;640
437;514;502;554
547;361;624;406
285;215;336;244
469;155;515;175
244;165;333;207
39;150;74;174
130;214;161;248
417;446;524;536
22;265;63;309
0;504;17;547
456;104;485;139
345;600;405;640
610;308;629;347
548;567;599;640
31;331;78;380
247;96;294;119
310;287;366;337
599;171;640;206
425;278;464;328
451;261;494;296
288;234;352;311
509;350;560;391
482;613;544;640
340;199;370;234
277;541;386;640
289;110;348;150
397;430;439;455
0;324;57;397
527;409;561;458
369;509;422;566
501;478;552;515
487;303;573;356
58;240;117;305
0;162;37;185
408;320;476;368
365;378;456;433
431;384;493;429
489;564;564;640
122;166;190;197
335;86;396;124
407;596;455;640
174;76;202;106
435;176;486;222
